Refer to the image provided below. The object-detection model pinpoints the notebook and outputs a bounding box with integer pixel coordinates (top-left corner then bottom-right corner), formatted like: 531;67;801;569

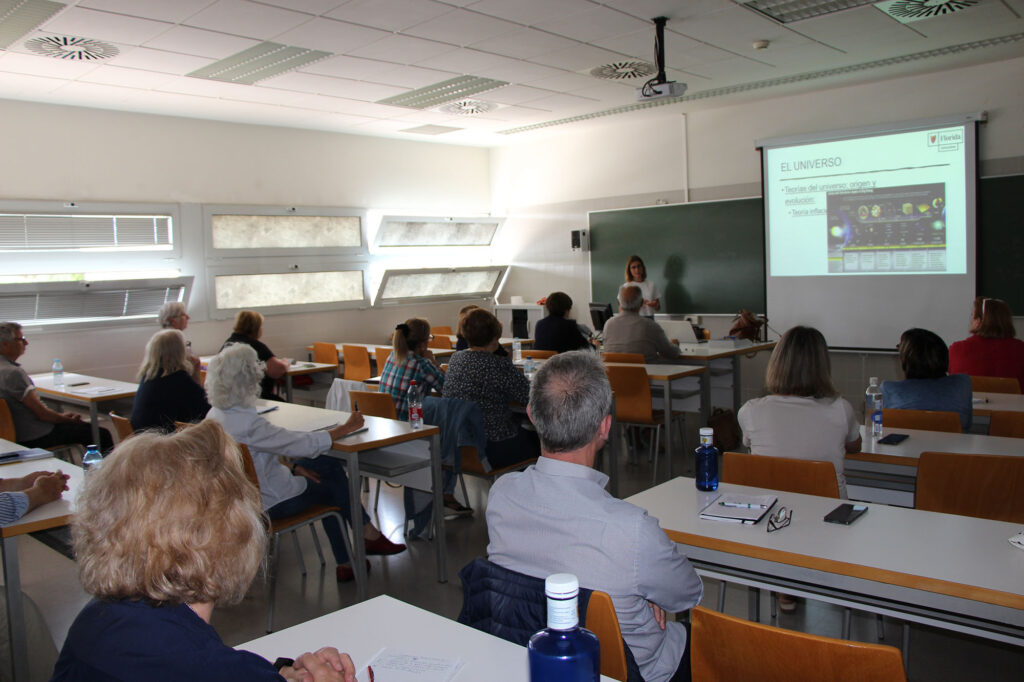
699;492;777;524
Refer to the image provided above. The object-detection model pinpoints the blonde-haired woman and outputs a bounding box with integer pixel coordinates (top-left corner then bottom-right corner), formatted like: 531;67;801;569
51;420;356;681
130;329;210;432
379;318;444;420
221;310;290;400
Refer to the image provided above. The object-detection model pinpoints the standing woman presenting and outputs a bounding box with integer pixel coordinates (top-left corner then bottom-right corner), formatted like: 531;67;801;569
625;255;660;318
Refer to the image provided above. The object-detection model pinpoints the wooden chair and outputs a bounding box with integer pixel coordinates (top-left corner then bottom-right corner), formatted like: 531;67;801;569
521;349;556;360
0;398;80;461
601;352;645;364
916;451;1024;523
428;334;454;350
690;606;907;682
988;411;1024;438
431;326;453;335
312;342;341;369
605;365;683;484
584;590;630;682
108;412;134;442
374;347;392;372
452;446;537;508
882;408;960;433
969;375;1021;394
349;391;398;511
341;344;372;382
722;452;839;498
237;443;351;633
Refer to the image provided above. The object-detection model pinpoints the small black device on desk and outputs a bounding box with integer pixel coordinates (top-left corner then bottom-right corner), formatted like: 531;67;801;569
824;503;868;525
877;433;908;445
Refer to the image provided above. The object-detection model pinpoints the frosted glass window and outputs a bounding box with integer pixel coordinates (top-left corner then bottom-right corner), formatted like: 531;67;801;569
0;214;172;251
380;269;503;301
211;215;361;249
377;218;499;247
215;271;363;309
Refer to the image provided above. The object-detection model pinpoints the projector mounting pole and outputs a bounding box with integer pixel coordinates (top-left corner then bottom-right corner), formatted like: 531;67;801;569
653;16;668;85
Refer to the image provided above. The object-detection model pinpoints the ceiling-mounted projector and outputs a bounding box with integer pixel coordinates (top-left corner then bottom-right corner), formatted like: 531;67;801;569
636;16;686;102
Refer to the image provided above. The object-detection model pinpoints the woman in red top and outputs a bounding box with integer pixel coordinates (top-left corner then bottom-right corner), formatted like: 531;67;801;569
948;297;1024;390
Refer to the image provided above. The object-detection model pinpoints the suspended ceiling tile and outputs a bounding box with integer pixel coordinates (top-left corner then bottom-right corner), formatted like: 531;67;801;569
364;64;462;89
262;71;408;101
794;5;911;42
0;67;66;95
464;0;595;25
592;28;660;61
106;46;211;75
326;0;455;33
77;64;178;89
0;50;103;78
671;5;813;54
258;0;348;14
478;83;557;105
39;6;173;46
907;3;1020;42
348;34;455;64
417;47;517;75
273;17;390;54
143;25;259;59
78;0;214;24
602;0;733;23
529;44;628;72
470;29;578;61
473;59;566;83
665;33;745;65
185;0;312;40
403;9;520;47
521;91;598;113
523;71;603;93
301;54;411;82
533;6;651;44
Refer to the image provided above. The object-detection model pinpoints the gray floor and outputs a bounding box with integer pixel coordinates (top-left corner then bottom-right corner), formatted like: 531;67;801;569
211;434;1024;682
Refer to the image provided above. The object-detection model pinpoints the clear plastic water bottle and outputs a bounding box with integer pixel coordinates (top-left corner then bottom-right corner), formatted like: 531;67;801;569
82;444;102;471
695;426;719;491
524;356;537;379
408;380;423;429
528;573;600;682
51;358;64;387
865;377;883;439
512;337;523;363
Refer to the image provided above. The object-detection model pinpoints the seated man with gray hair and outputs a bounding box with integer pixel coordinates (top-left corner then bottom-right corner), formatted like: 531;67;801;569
486;351;703;682
601;283;681;362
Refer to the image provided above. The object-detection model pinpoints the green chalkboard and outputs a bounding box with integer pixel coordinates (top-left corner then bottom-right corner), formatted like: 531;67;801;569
977;174;1024;313
589;198;765;315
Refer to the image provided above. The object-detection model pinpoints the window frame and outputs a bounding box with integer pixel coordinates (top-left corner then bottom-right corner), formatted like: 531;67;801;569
203;204;368;258
374;215;504;248
374;265;509;306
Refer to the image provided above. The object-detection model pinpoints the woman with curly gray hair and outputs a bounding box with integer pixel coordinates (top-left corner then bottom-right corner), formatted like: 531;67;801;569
51;420;356;681
205;343;404;583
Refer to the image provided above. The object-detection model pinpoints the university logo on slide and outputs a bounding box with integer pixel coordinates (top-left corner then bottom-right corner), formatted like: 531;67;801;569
927;129;964;149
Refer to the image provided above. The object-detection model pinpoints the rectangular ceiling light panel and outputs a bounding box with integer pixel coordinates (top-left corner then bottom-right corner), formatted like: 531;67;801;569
188;42;332;85
378;75;508;109
0;0;65;49
743;0;876;23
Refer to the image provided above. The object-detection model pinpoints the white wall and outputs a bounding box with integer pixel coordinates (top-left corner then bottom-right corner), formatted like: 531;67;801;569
0;99;492;379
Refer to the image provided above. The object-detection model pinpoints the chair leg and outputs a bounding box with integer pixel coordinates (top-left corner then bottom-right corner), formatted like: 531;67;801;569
650;426;661;485
291;530;307;577
842;607;852;639
373;479;381;512
901;623;911;671
717;581;727;611
266;533;280;633
309;525;326;568
770;592;777;624
458;472;469;507
876;613;885;640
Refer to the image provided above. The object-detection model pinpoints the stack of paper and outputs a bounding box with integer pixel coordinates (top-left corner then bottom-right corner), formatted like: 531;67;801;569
699;492;777;524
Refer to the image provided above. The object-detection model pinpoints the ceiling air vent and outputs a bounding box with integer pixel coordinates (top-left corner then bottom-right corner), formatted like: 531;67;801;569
874;0;980;23
437;99;496;115
25;34;118;60
590;61;656;80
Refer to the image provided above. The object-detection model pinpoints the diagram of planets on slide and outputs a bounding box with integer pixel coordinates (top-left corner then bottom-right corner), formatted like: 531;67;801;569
870;205;881;218
857;206;869;220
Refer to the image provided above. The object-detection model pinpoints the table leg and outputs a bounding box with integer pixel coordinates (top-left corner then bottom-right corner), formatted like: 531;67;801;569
429;432;446;584
88;402;100;445
342;452;368;602
3;536;28;682
285;375;294;403
662;380;673;481
699;366;711;427
731;356;742;413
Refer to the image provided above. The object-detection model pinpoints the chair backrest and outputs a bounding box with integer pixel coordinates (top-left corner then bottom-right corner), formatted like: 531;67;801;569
236;443;261;490
916;451;1024;522
374;347;392;372
428;334;454;349
969;375;1021;394
584;590;630;682
882;408;961;433
604;365;654;424
690;606;906;682
312;342;340;366
722;452;840;498
522;349;556;360
341;345;372;382
349;390;397;419
431;325;453;335
0;399;15;441
601;352;645;364
108;412;134;441
989;411;1024;438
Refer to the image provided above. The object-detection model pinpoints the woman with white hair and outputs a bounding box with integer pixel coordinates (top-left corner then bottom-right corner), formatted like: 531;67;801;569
130;329;210;432
204;344;404;583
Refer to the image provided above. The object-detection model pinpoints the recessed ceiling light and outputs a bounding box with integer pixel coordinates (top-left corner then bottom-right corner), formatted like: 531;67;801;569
0;0;64;50
378;76;508;110
187;42;331;85
25;35;119;60
590;61;657;80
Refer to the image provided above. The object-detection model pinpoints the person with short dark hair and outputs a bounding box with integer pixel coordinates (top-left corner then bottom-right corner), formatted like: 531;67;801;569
0;321;113;452
533;292;591;353
882;328;972;431
737;326;861;498
51;420;357;681
949;297;1024;389
220;310;291;401
487;351;702;682
444;309;538;469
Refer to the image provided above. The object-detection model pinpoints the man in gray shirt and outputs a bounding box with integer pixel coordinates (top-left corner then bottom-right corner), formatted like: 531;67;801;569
486;351;703;682
602;284;682;363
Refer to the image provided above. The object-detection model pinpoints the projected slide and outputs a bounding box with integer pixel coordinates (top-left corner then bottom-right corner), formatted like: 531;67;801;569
765;125;968;277
826;183;946;273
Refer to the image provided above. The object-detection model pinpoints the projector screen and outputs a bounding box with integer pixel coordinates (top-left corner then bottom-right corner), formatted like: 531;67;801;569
759;114;980;350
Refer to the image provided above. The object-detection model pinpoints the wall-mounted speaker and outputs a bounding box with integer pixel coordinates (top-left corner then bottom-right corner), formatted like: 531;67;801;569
571;229;590;251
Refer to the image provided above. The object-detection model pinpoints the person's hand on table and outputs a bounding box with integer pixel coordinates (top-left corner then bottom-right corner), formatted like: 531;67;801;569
648;601;666;630
327;412;364;441
25;470;69;511
284;647;356;682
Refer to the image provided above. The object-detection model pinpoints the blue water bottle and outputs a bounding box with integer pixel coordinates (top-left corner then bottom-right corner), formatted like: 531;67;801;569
695;427;719;491
528;574;600;682
82;444;103;471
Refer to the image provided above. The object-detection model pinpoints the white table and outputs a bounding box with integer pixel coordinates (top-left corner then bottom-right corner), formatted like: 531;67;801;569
238;594;614;681
29;372;137;444
260;401;444;601
846;425;1024;506
0;451;83;682
974;391;1024;416
627;478;1024;648
201;357;338;402
676;341;777;417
